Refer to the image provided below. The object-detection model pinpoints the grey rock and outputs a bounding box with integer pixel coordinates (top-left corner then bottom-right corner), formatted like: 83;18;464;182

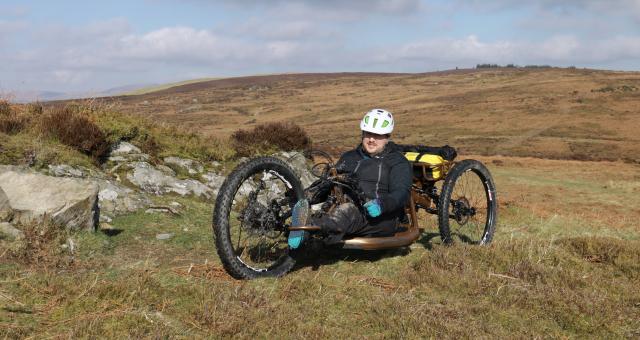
111;141;142;155
0;222;23;240
126;162;213;199
108;142;150;163
174;179;212;198
164;157;204;175
107;155;128;163
202;171;226;196
0;169;99;231
48;164;85;178
96;180;151;215
99;188;118;201
99;214;113;223
238;181;257;196
109;153;149;163
275;151;315;188
156;233;174;240
169;201;182;209
156;164;176;176
0;187;12;222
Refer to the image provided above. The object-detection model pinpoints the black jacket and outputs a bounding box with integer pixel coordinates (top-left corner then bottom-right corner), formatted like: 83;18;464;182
335;141;412;230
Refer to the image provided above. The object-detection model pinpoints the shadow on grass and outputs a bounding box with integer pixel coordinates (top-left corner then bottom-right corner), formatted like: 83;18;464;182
289;231;451;272
418;231;484;248
291;244;413;273
100;229;124;237
291;231;456;272
416;232;441;250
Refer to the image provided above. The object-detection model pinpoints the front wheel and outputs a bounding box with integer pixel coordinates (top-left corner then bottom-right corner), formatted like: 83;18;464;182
213;157;304;279
438;159;497;245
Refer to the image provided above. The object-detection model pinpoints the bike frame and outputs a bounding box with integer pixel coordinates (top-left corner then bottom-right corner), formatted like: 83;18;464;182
290;159;454;250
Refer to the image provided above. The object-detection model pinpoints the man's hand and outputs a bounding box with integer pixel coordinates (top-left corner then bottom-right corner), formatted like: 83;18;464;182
363;199;382;218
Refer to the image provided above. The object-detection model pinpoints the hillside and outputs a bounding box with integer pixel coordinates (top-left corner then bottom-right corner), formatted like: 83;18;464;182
103;68;640;162
3;69;639;337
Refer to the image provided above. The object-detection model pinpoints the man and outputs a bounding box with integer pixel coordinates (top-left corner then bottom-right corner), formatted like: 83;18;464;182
289;108;413;248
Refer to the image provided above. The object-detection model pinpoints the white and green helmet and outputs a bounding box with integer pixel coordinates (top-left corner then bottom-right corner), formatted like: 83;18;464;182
360;108;394;135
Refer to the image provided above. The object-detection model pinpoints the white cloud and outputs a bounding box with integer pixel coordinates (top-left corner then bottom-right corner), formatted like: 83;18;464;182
398;35;517;63
188;0;424;17
394;34;640;67
2;3;639;94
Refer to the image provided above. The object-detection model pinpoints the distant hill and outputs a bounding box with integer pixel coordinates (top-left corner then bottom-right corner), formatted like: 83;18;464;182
7;83;154;103
65;68;640;163
8;90;71;103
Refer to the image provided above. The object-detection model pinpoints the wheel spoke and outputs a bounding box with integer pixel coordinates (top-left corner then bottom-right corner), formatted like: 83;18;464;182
226;167;293;270
439;161;496;245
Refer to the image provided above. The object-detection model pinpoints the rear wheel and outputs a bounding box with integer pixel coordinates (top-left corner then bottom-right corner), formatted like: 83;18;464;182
213;157;304;279
438;159;497;245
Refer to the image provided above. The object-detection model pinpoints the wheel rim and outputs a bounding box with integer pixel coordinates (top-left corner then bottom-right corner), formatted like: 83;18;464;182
448;168;492;244
229;169;296;271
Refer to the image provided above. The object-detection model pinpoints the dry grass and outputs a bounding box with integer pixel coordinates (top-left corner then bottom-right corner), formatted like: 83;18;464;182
0;101;29;135
103;68;640;163
1;157;639;338
4;219;75;269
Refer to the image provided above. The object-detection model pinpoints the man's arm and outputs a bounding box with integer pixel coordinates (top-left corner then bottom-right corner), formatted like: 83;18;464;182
378;156;412;214
335;149;359;174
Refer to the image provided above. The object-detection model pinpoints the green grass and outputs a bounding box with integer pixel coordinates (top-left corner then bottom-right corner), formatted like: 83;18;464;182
0;103;236;171
2;160;639;338
120;78;223;96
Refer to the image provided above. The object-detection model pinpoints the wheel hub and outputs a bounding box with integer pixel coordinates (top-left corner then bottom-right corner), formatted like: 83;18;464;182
452;197;475;225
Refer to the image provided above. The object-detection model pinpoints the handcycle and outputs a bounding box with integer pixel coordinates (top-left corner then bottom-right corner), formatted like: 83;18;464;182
212;146;498;279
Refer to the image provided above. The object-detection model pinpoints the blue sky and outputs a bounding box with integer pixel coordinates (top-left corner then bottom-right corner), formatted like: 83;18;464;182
1;0;639;96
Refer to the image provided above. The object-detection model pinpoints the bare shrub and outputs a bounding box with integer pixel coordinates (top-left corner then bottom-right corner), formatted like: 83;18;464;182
231;121;311;157
26;102;43;115
40;106;111;162
0;100;28;134
0;100;10;115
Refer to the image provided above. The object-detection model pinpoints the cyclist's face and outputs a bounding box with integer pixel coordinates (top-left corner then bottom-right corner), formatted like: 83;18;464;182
362;131;389;155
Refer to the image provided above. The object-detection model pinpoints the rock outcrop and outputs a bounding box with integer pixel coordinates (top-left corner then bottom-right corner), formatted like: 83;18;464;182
0;166;99;231
0;139;314;236
108;141;149;163
0;222;23;240
126;162;213;198
0;187;12;222
164;157;204;175
48;164;86;178
276;151;316;188
201;171;226;196
96;179;152;216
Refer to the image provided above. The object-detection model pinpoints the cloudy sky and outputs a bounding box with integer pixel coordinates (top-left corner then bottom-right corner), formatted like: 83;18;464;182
1;0;639;94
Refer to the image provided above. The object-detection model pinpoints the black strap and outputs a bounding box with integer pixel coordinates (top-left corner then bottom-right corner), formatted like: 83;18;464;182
399;144;457;161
